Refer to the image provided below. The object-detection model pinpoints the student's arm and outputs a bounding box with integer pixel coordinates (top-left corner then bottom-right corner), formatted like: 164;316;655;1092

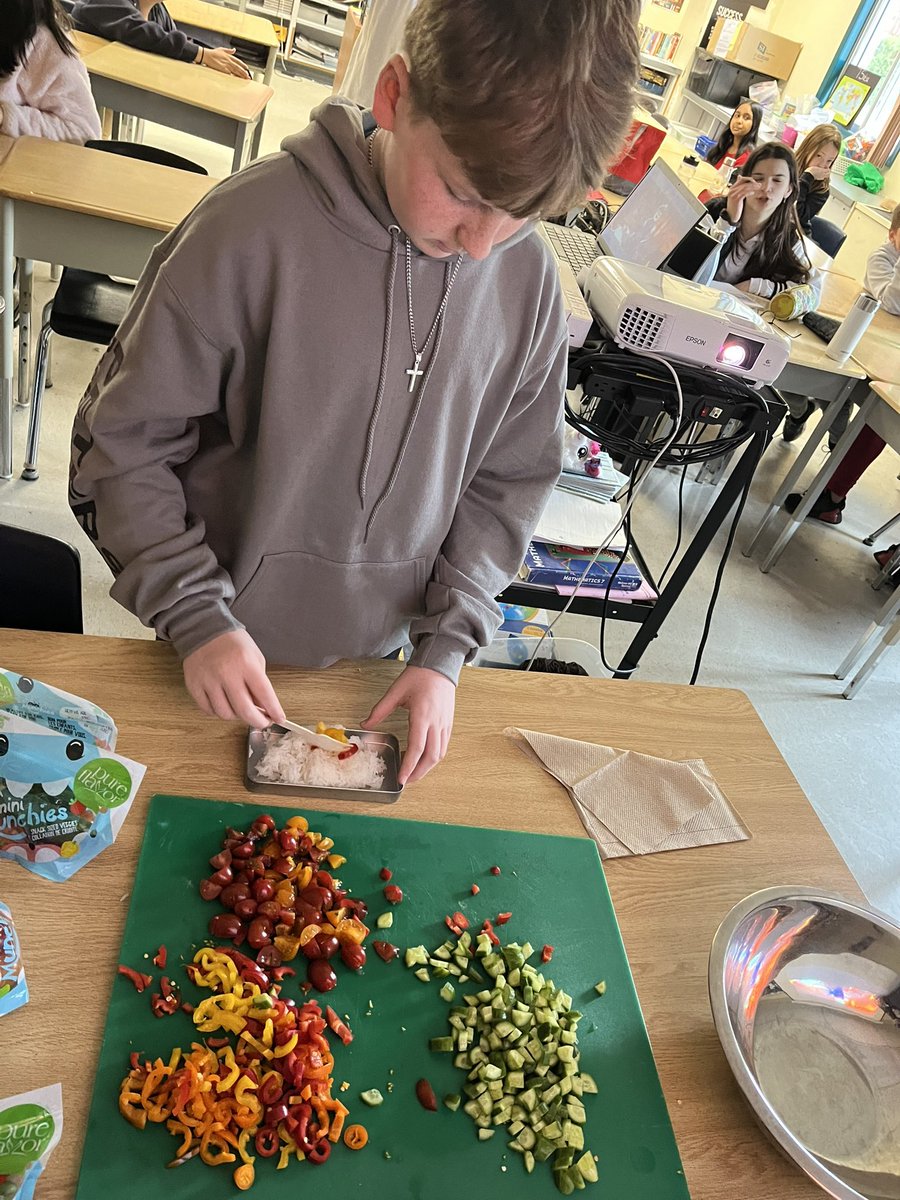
0;33;101;142
74;0;200;62
865;245;900;316
796;172;828;235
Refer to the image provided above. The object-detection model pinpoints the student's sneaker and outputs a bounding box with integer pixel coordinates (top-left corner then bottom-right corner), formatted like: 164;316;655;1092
784;490;846;524
782;401;814;443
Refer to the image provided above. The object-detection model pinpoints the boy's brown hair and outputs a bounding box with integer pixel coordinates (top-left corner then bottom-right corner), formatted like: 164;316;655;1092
891;203;900;234
404;0;641;219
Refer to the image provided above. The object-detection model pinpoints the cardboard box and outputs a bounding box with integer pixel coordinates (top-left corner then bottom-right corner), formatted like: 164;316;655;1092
708;18;801;81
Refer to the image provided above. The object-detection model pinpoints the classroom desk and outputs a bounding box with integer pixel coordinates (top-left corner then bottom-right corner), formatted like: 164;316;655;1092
0;137;218;480
83;41;273;172
71;30;110;57
1;627;864;1200
744;275;900;568
167;0;279;86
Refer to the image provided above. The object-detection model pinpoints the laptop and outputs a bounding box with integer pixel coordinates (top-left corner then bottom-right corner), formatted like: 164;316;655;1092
538;159;709;346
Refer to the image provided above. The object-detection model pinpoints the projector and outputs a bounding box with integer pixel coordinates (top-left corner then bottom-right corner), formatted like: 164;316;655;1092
578;258;791;385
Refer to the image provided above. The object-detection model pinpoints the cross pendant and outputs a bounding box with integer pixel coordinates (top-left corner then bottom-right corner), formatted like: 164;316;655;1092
406;353;424;392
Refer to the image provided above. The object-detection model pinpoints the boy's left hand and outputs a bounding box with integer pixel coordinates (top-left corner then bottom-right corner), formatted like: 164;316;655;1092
362;665;455;786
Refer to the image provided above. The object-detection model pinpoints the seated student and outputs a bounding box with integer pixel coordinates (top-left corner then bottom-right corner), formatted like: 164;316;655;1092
1;0;101;142
68;0;641;785
793;123;842;236
785;203;900;532
702;142;821;303
71;0;250;77
704;100;761;172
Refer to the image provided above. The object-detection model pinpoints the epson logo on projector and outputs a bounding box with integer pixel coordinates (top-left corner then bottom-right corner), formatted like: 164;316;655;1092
685;335;707;345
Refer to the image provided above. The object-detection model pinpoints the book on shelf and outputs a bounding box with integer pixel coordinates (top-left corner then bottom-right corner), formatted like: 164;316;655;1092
293;34;338;65
555;580;658;603
520;541;644;591
637;25;681;62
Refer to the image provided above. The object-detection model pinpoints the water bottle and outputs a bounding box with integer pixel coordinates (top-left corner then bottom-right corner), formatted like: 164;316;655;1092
770;284;819;321
678;154;699;185
718;155;736;185
825;292;880;363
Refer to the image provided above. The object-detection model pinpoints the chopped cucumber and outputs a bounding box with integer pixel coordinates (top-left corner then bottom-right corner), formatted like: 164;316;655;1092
440;982;456;1003
477;1129;495;1141
360;1089;384;1106
444;1093;461;1112
376;912;394;929
594;981;606;996
430;1036;454;1052
404;945;428;968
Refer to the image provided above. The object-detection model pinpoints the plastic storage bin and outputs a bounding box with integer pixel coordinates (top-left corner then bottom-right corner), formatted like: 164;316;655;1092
470;636;605;678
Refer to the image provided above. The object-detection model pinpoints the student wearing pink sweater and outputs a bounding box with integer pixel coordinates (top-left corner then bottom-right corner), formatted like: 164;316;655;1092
1;0;101;143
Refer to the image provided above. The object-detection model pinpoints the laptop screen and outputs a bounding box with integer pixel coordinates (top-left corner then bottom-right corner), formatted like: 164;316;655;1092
598;159;706;270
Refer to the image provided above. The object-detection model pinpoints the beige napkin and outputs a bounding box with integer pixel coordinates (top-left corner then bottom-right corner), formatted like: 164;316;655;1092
506;727;749;859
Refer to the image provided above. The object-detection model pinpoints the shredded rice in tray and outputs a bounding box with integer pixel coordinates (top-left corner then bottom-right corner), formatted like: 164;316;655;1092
256;730;387;790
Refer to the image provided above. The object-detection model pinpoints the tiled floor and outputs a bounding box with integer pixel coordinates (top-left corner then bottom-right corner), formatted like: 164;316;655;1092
2;70;899;921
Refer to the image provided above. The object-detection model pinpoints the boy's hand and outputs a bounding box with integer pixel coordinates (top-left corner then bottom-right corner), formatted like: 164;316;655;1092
183;630;285;728
202;47;252;78
362;665;455;786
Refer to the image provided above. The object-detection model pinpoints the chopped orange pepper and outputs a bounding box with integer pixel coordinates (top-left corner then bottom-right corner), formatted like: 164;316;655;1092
233;1162;255;1190
343;1123;368;1150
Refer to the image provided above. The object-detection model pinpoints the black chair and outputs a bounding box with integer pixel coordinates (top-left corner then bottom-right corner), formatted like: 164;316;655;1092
0;523;83;634
810;215;847;259
21;141;208;481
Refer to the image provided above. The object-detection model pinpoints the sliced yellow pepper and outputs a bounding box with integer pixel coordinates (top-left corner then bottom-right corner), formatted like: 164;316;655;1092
272;1032;298;1059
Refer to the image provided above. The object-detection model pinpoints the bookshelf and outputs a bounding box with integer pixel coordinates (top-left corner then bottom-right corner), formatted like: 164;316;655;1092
223;0;355;79
638;52;682;107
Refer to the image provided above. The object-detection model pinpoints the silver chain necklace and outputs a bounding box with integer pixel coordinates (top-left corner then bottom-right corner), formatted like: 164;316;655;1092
368;129;464;392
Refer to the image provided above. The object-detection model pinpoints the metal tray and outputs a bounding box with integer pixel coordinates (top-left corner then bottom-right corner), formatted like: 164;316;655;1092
245;724;402;803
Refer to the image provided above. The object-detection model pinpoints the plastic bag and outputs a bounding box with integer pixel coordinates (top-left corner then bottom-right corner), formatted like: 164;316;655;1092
0;1084;63;1200
844;161;883;193
0;675;146;882
0;902;28;1016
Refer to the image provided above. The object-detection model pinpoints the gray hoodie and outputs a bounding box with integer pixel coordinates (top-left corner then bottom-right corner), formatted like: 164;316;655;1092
69;99;566;684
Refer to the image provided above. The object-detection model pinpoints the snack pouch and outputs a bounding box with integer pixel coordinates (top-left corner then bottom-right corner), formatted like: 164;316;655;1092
0;670;117;749
0;710;146;882
0;1084;63;1200
0;902;28;1016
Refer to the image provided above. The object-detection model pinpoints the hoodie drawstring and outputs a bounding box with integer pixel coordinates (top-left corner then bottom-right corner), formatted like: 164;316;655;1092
359;224;400;509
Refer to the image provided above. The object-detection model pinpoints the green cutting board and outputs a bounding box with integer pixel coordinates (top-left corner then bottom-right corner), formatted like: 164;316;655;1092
77;794;689;1200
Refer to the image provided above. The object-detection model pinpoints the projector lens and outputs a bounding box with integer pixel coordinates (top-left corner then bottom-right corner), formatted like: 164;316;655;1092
719;341;748;366
716;335;763;370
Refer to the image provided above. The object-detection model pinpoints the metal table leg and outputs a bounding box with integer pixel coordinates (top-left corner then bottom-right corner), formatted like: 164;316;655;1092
1;199;14;481
16;258;33;409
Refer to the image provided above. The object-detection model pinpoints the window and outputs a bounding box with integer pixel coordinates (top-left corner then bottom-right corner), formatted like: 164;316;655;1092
847;0;900;140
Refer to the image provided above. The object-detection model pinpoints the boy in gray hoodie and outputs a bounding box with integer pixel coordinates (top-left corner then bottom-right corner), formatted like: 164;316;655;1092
69;0;640;783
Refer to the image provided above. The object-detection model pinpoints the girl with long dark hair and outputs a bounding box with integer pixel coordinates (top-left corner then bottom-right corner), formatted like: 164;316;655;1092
703;142;820;302
0;0;100;141
705;100;762;171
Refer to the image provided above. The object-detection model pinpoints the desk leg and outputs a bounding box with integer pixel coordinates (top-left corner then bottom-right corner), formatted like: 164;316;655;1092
743;375;862;558
16;259;33;410
758;392;876;574
614;426;770;679
841;617;900;698
1;199;14;481
232;125;249;172
835;579;900;680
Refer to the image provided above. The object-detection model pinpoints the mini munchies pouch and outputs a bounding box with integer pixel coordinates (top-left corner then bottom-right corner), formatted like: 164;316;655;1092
0;902;28;1016
0;709;146;883
0;670;117;749
0;1084;63;1200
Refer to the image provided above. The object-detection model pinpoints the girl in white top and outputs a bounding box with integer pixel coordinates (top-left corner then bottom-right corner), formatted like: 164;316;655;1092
703;142;821;305
0;0;101;143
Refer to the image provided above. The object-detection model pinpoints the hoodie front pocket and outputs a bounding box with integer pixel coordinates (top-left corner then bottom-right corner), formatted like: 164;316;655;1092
231;551;427;666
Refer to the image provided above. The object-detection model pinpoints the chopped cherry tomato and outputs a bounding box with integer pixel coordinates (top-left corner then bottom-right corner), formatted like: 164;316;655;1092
343;1124;368;1150
383;884;403;904
205;1036;230;1049
325;1006;354;1045
496;912;512;925
152;945;167;969
307;1137;332;1164
415;1078;438;1111
372;940;398;963
117;965;152;993
470;884;480;895
541;944;554;963
379;867;393;881
490;865;501;876
255;1128;279;1157
450;911;469;930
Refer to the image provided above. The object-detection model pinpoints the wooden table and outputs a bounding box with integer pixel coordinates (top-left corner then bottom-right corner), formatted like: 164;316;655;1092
0;137;217;479
71;29;110;57
0;628;863;1200
166;0;279;86
83;41;273;173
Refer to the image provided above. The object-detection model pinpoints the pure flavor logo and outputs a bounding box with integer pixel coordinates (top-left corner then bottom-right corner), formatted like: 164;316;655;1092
73;757;132;813
0;1103;55;1173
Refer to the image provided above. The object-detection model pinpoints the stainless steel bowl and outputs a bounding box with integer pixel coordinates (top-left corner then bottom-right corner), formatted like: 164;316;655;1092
709;888;900;1200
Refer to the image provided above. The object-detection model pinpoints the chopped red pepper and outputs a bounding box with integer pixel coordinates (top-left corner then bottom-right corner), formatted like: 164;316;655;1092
255;1128;279;1157
181;1002;194;1015
490;865;501;876
481;919;500;947
307;1137;332;1165
129;1051;142;1071
150;975;181;1017
470;884;480;895
152;945;167;969
337;744;359;761
379;867;393;881
445;915;463;936
450;911;469;930
541;944;554;963
383;884;403;905
270;966;296;982
496;912;512;925
325;1006;353;1045
372;940;398;963
415;1078;438;1111
117;964;153;993
205;1036;230;1049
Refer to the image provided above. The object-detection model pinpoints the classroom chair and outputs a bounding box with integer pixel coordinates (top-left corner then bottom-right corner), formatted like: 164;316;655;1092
0;523;83;634
809;216;847;260
21;142;207;481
